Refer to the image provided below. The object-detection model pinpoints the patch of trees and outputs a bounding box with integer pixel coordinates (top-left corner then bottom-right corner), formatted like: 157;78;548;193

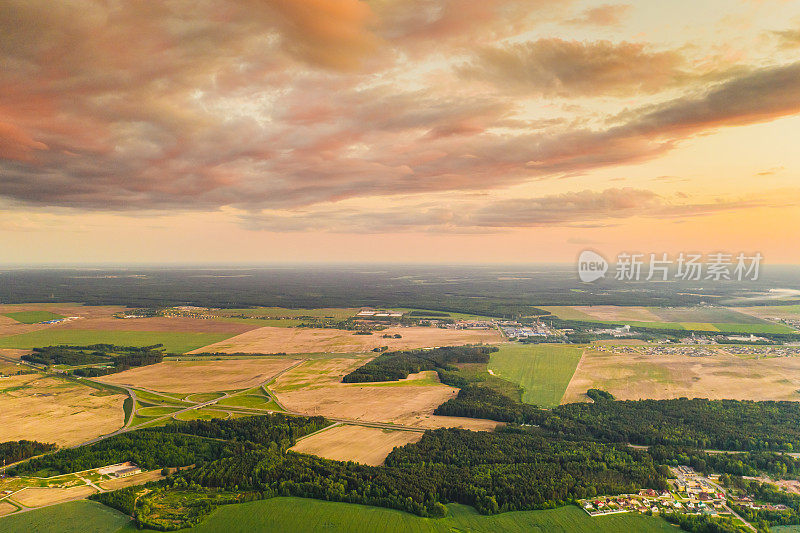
661;512;750;533
586;389;615;401
0;440;56;466
22;344;165;376
433;385;540;423
342;345;498;383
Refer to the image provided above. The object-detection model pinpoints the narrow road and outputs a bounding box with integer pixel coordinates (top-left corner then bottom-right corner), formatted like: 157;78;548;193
74;359;309;447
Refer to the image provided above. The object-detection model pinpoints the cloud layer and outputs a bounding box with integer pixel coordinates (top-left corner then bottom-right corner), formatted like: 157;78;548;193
0;0;799;234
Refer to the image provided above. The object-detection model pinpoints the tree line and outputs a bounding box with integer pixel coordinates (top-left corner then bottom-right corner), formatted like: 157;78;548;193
342;345;497;383
0;440;56;466
22;344;165;377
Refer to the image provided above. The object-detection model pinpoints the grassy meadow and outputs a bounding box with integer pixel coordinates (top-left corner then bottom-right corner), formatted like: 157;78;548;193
488;344;584;407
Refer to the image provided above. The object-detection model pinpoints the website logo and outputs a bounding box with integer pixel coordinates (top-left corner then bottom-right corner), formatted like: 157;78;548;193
578;250;608;282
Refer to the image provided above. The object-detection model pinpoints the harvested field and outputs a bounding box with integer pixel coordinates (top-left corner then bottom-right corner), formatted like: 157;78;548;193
571;306;662;322
53;317;258;334
0;374;124;446
96;358;300;393
290;425;422;466
0;502;17;517
738;305;800;320
98;470;164;491
192;325;502;355
272;361;499;431
562;350;800;403
0;349;28;361
12;485;96;507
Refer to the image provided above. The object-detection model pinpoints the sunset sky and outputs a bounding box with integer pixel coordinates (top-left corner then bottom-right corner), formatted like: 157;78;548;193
1;0;799;264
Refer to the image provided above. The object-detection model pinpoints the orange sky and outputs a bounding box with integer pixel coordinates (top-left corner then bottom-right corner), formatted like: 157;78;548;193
1;0;799;264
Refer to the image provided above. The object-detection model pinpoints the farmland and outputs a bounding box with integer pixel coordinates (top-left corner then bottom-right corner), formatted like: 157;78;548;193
290;425;423;465
213;307;358;320
271;358;499;431
192;325;503;354
1;311;65;324
0;500;129;533
0;373;125;446
541;305;797;333
113;497;677;533
0;497;680;533
562;348;800;403
95;358;300;393
0;330;234;354
12;485;97;507
488;344;584;407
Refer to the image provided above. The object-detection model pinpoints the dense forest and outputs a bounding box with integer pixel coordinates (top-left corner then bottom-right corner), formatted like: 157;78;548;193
541;397;800;451
0;440;56;466
25;414;666;529
342;345;497;383
2;266;798;312
431;379;800;452
21;344;165;376
433;385;540;423
11;414;328;477
649;445;800;479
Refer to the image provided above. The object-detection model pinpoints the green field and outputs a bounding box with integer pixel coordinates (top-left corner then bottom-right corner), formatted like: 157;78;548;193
712;323;797;334
115;498;676;533
488;344;584;407
0;330;233;354
185;392;226;403
174;408;230;421
132;389;192;406
216;393;283;410
136;406;183;417
0;500;129;533
1;310;65;324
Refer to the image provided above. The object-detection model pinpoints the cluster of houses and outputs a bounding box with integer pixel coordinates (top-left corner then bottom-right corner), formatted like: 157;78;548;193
580;466;735;519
